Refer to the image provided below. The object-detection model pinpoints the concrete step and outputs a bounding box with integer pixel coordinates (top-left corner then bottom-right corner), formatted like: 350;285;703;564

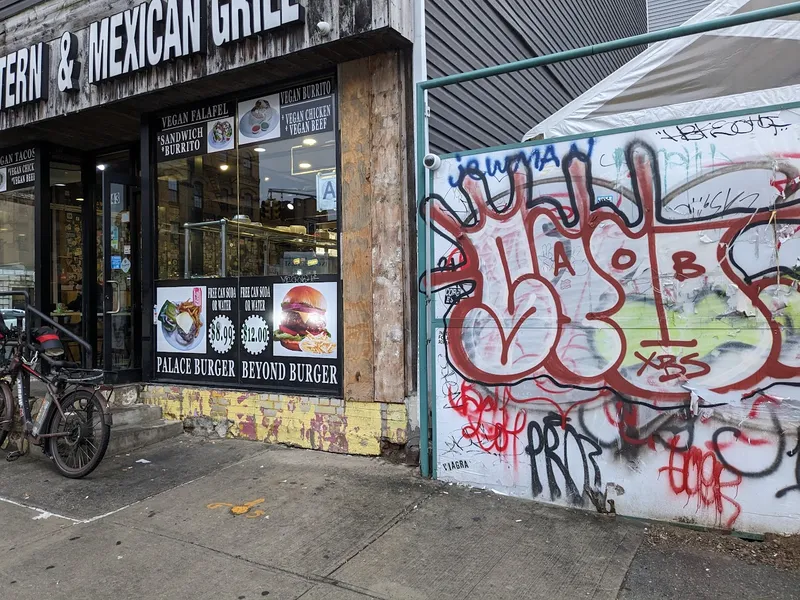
107;420;184;456
26;419;185;463
111;404;163;428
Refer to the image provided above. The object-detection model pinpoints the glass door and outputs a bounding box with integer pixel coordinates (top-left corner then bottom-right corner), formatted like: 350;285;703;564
102;172;141;382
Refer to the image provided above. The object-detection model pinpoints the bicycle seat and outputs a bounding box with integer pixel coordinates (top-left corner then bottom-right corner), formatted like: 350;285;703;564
39;353;80;369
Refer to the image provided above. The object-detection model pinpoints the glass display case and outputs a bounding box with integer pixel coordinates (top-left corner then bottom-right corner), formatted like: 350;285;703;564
182;216;337;278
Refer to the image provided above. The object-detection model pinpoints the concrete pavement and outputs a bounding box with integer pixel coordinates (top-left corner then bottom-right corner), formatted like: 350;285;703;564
1;436;799;599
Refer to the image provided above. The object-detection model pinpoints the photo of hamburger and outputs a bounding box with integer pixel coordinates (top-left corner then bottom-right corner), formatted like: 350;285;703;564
274;285;331;352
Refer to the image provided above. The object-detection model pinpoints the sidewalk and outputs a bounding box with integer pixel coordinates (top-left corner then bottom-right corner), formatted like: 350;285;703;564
2;437;799;599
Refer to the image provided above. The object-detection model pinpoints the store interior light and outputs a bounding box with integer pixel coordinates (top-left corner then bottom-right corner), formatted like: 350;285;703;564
96;164;106;171
54;183;66;187
220;164;229;171
263;177;270;182
298;162;312;169
287;202;294;210
76;197;84;202
302;138;317;147
254;147;266;153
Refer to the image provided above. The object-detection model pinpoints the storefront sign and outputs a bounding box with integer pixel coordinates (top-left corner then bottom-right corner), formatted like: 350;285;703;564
0;1;305;113
211;0;305;47
88;0;207;85
0;44;49;109
0;146;36;192
154;275;341;395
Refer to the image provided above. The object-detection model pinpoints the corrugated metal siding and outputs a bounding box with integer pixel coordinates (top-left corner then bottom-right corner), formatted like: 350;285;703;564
648;0;713;31
426;0;648;154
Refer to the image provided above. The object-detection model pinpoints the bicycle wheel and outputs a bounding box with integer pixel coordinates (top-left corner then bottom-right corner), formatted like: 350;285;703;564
47;389;110;478
0;381;13;448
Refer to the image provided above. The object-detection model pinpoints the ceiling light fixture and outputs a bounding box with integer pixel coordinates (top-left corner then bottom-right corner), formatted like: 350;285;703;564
287;202;294;210
254;147;266;153
96;164;106;171
298;162;311;169
263;177;270;182
302;138;317;146
220;164;229;171
54;183;66;187
76;197;84;202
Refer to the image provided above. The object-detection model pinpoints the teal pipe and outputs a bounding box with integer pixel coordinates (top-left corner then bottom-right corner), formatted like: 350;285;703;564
416;84;431;478
414;1;800;480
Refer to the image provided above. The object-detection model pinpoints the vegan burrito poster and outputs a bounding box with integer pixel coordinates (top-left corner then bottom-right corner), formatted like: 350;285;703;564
156;286;207;354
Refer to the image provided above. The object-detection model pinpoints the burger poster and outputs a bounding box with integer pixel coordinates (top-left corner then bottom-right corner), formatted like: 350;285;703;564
154;276;341;396
273;282;338;359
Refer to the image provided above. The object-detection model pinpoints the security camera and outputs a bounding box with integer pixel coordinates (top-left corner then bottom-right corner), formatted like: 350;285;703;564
423;153;441;170
317;21;331;36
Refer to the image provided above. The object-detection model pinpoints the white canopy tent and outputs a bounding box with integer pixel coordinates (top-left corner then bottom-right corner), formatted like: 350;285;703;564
523;0;800;141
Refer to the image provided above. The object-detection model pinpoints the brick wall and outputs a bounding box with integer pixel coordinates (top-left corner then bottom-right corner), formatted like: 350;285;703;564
141;385;407;456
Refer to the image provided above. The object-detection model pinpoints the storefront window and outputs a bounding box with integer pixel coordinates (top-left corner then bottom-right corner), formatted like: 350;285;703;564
156;95;338;279
157;151;238;278
0;187;35;308
50;162;83;309
0;146;36;309
49;162;84;359
153;76;341;395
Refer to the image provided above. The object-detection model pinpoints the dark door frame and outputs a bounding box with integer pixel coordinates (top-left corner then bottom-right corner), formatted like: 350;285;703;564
100;170;142;384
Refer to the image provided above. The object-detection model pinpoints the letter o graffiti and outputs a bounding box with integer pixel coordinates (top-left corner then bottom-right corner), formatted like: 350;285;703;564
611;248;636;270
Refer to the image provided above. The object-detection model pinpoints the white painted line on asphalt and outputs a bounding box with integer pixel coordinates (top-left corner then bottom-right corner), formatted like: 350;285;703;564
0;495;81;523
83;501;141;523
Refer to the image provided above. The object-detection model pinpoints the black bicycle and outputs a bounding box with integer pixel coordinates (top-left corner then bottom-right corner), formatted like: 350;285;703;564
0;322;112;478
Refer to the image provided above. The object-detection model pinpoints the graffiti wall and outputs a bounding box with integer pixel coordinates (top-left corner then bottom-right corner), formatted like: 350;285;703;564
422;110;800;533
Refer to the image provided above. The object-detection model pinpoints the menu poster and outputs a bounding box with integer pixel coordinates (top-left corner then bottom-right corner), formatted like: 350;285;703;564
154;276;341;396
155;101;235;162
237;94;281;144
0;146;36;192
238;277;339;393
155;281;239;383
279;78;335;138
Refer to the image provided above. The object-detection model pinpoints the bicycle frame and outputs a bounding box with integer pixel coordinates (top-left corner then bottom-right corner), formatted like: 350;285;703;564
0;290;110;452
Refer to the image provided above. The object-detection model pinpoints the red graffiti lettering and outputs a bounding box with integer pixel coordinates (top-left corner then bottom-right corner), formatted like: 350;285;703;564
553;241;576;277
635;351;711;382
659;440;742;528
611;248;636;270
672;250;707;282
447;381;526;454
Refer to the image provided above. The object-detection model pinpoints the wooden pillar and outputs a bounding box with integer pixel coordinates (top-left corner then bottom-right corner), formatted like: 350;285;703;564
339;50;412;404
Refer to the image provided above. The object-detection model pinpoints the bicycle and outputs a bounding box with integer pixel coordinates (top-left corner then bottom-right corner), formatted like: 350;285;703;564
0;322;113;478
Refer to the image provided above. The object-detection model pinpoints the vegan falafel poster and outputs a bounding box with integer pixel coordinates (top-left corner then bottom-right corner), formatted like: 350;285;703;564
153;276;341;395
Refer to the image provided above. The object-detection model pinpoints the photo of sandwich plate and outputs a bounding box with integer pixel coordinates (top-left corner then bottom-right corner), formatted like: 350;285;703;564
158;298;204;351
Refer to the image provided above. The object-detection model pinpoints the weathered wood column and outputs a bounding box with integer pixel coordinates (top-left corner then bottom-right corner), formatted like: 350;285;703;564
339;50;414;404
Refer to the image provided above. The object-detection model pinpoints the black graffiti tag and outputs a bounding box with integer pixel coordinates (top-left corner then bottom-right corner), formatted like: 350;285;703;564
776;427;800;499
525;414;603;506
